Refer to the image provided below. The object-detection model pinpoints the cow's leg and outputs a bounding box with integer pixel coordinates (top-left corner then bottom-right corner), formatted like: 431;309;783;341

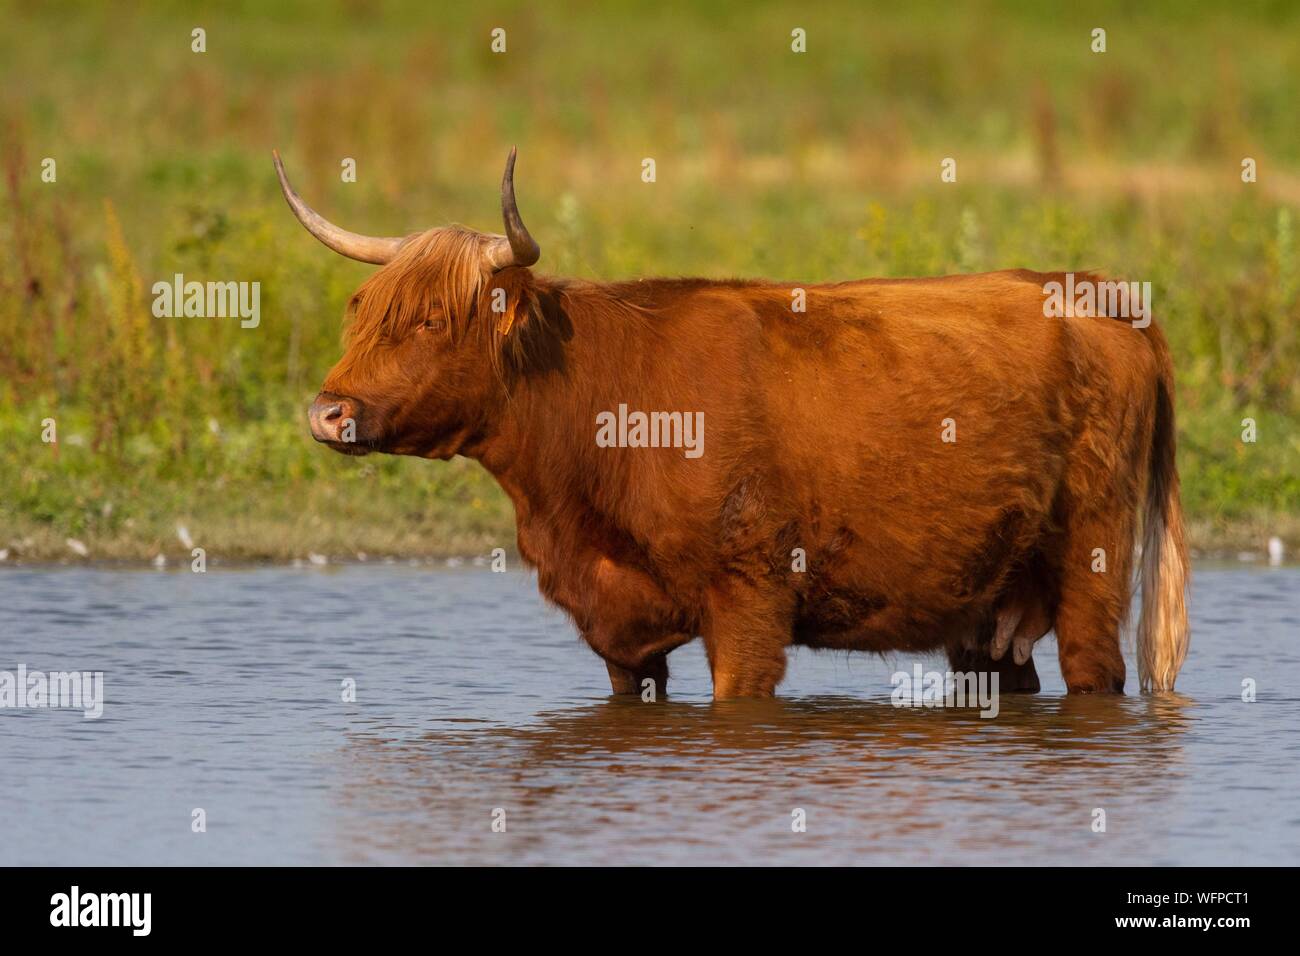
949;613;1042;693
1053;509;1134;694
703;579;792;699
604;655;669;698
948;644;1041;693
581;557;686;699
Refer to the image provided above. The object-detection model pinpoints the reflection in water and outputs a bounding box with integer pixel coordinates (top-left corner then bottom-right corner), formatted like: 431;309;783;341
331;693;1198;864
0;564;1294;865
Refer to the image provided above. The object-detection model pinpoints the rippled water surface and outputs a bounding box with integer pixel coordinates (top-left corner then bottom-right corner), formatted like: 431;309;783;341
0;564;1296;865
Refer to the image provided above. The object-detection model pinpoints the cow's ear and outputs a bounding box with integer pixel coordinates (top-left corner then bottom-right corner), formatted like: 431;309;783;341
485;267;539;338
485;269;564;374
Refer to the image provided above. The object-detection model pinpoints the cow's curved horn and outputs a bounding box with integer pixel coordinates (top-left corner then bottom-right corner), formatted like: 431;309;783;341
272;149;408;264
484;147;540;271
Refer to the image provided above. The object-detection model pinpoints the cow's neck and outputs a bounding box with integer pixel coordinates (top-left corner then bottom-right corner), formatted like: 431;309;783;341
471;286;647;555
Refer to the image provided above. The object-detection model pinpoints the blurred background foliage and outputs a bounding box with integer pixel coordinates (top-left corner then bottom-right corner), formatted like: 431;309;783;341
1;0;1297;561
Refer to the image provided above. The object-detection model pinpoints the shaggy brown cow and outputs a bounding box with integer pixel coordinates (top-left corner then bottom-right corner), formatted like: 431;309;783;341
275;148;1190;699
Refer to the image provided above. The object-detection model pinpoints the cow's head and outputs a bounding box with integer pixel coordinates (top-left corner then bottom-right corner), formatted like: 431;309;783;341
274;148;544;459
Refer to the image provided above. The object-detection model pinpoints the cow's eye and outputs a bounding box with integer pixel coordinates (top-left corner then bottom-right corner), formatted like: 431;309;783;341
421;317;447;334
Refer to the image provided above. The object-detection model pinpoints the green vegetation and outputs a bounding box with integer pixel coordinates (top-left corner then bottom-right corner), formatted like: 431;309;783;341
2;0;1297;562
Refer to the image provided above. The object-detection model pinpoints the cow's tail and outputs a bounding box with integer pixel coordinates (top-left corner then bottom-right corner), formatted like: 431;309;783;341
1136;324;1190;693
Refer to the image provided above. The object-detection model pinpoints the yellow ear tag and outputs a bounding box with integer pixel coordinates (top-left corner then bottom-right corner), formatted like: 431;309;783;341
496;307;516;336
492;286;516;335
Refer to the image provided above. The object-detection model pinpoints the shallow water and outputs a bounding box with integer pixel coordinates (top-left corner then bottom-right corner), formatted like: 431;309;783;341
0;564;1296;865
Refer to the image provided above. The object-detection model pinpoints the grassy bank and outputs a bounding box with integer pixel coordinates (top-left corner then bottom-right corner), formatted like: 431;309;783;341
2;1;1298;564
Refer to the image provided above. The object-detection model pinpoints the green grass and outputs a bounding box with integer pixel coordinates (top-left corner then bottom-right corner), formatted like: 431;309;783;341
2;0;1298;562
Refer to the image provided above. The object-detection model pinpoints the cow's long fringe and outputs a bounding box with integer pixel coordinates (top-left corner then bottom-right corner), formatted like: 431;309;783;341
336;226;558;390
338;227;487;369
1136;331;1190;693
